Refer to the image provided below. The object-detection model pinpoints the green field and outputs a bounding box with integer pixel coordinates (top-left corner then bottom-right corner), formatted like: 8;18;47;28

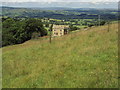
2;23;118;88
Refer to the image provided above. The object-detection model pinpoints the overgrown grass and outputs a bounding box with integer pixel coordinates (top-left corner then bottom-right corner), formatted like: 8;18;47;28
2;23;118;88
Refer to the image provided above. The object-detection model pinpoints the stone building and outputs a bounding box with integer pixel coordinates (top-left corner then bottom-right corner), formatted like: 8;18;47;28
52;25;69;37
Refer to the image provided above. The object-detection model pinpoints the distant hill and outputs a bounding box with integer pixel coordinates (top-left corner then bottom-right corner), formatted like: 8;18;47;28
1;6;118;20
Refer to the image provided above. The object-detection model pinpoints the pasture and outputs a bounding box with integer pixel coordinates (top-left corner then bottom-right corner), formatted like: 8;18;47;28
2;23;118;88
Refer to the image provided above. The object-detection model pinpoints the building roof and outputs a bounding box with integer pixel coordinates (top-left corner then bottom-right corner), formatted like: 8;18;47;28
53;25;69;29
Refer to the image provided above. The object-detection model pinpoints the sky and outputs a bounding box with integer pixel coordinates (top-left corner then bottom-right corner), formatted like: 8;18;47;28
1;0;119;9
0;0;119;2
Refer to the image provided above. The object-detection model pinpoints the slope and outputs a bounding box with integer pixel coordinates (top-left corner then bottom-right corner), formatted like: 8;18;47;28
2;23;118;88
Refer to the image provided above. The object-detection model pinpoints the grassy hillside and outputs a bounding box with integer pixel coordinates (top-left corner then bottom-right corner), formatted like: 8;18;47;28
2;23;118;88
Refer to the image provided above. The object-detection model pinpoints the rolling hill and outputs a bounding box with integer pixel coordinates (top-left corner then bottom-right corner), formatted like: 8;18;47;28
1;6;118;20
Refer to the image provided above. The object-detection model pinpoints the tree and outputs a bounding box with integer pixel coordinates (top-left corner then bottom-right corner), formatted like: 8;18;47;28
88;24;94;27
100;20;106;26
25;18;47;39
2;18;27;46
45;23;49;27
2;18;47;47
69;25;79;31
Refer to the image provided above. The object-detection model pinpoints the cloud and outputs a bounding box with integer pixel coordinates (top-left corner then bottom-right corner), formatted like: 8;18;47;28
1;0;119;2
60;0;119;2
1;0;57;2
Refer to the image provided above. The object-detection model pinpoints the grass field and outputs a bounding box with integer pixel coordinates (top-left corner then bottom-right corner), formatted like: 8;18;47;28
2;23;118;88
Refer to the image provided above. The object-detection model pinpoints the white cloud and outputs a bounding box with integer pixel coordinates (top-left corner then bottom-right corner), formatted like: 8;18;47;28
0;0;119;2
1;0;57;2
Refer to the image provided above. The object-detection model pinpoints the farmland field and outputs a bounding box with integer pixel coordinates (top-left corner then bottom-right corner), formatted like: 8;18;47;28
2;23;118;88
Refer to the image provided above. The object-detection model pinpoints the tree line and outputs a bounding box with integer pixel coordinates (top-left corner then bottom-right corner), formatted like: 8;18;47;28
2;17;47;47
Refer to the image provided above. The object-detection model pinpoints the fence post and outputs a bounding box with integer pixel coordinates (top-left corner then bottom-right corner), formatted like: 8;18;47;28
49;24;53;43
108;21;110;32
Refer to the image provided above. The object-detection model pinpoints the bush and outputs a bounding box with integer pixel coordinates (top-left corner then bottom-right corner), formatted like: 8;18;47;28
88;24;94;27
45;23;49;27
69;25;79;31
